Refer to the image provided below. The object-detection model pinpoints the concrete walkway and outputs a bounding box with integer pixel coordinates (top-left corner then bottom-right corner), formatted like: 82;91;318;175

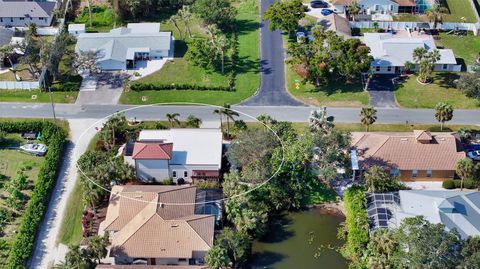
28;119;103;269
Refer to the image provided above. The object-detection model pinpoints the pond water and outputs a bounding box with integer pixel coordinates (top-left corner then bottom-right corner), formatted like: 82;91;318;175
251;208;348;269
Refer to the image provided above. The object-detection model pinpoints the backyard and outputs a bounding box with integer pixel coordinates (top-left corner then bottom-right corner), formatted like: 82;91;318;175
285;64;369;107
0;134;44;266
394;0;477;22
119;0;260;105
435;32;480;65
394;73;480;109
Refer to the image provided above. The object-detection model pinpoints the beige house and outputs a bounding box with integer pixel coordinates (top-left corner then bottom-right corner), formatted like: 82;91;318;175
101;185;215;266
352;131;465;181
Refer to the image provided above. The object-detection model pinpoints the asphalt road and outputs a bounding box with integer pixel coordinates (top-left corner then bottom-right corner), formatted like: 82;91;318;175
241;0;304;106
2;103;480;125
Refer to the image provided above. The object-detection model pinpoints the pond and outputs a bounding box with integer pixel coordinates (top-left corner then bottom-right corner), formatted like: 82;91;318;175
251;208;348;269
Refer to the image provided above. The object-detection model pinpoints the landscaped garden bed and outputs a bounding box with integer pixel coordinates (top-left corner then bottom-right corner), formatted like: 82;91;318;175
0;120;67;268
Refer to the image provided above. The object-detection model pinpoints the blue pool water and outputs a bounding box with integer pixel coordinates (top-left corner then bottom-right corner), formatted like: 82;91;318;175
416;0;434;13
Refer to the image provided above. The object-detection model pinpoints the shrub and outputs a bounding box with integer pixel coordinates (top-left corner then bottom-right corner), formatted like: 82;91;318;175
341;186;369;260
195;181;220;189
130;82;234;92
464;179;477;189
442;179;455;189
162;178;174;185
454;179;462;189
0;120;66;269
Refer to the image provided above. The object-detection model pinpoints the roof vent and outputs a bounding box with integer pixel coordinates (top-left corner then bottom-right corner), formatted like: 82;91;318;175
400;138;408;141
171;224;179;228
134;195;143;199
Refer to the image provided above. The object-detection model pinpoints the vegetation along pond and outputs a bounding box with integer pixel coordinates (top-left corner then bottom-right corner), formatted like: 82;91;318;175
251;208;347;269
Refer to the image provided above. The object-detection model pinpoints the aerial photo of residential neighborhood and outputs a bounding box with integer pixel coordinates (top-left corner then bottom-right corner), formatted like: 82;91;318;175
2;0;480;268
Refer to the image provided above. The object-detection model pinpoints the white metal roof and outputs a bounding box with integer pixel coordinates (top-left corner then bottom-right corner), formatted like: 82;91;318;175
126;23;161;33
364;33;457;67
68;23;85;32
138;129;222;168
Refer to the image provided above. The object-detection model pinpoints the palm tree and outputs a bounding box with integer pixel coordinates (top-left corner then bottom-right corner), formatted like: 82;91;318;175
256;113;276;131
178;5;193;38
205;24;220;42
222;104;239;135
168;14;183;40
86;0;93;28
214;35;229;74
347;0;361;21
213;108;224;132
426;4;448;29
87;235;109;264
186;114;202;128
434;102;453;131
166;113;180;127
456;158;475;191
309;107;334;133
360;106;377;132
26;22;38;37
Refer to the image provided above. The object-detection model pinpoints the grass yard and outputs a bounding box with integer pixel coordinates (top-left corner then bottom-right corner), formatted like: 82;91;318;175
0;135;44;266
394;0;477;22
0;90;78;103
435;32;480;65
57;180;84;246
285;64;369;107
120;0;260;105
394;73;480;109
0;65;36;82
74;5;122;33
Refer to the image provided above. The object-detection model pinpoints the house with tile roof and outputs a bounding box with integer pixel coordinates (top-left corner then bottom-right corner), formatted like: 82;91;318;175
0;0;57;27
351;130;465;181
125;128;223;183
363;32;460;74
75;23;173;70
100;185;216;266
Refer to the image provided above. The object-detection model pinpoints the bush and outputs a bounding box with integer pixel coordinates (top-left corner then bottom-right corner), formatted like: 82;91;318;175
341;186;369;260
0;120;67;269
130;82;234;92
464;179;477;189
442;179;455;189
454;179;462;189
195;181;220;189
162;178;174;185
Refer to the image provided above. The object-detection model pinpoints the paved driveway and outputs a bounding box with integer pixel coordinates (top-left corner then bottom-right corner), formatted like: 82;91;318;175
367;74;398;108
241;0;305;106
75;72;128;105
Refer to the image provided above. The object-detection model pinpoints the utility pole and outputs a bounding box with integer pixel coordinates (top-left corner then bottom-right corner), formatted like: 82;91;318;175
39;67;56;121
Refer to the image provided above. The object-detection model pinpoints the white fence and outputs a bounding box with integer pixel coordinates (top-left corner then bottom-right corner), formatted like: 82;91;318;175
0;81;40;90
350;21;479;33
2;27;59;36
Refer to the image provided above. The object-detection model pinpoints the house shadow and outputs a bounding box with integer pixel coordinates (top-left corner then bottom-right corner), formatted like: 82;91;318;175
173;40;188;58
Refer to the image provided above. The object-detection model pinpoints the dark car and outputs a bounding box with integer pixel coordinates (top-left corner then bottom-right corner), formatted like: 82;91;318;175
321;8;334;15
310;0;328;8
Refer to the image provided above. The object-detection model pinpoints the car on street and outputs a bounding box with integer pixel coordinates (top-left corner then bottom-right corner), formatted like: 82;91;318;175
321;9;334;15
310;0;328;8
20;143;48;156
468;150;480;161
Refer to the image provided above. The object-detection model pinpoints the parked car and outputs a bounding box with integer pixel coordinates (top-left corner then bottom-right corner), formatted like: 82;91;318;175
468;150;480;161
321;9;334;16
296;31;306;43
310;0;328;8
20;143;48;156
466;144;480;151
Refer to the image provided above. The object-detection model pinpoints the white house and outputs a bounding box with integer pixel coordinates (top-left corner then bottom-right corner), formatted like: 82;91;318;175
363;32;460;74
331;0;417;14
68;23;85;37
75;23;173;70
126;128;223;183
0;0;57;27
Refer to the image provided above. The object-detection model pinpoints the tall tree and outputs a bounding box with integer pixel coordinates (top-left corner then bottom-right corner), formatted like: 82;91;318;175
360;106;377;132
426;4;449;29
186;114;202;128
456;157;475;191
309;107;334;134
347;0;361;21
457;72;480;102
178;5;193;38
168;14;183;40
213;107;224;133
205;245;231;269
364;166;404;193
263;0;305;35
192;0;236;29
256;113;277;131
412;47;440;83
85;235;108;264
434;102;453;131
166;113;180;127
222;103;238;136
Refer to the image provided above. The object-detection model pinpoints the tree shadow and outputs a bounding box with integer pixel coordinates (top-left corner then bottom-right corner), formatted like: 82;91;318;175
435;72;460;89
249;251;286;268
232;19;260;36
257;214;294;243
173;40;188;58
310;80;364;96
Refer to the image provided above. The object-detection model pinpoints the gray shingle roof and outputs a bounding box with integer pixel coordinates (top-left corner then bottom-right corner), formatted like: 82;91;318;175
0;28;14;46
0;0;56;18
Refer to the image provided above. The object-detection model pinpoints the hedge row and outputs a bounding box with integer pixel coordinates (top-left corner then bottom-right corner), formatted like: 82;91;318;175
0;120;67;269
130;83;234;92
342;186;369;261
443;179;477;190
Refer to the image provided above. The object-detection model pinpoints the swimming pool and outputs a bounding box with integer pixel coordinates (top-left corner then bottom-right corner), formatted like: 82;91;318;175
416;0;435;13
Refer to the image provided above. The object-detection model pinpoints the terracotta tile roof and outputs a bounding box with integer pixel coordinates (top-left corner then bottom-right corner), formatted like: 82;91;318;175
332;0;415;6
394;0;416;6
104;185;214;259
132;142;173;160
352;131;465;171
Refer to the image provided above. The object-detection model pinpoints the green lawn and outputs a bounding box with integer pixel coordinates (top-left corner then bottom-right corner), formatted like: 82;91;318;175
57;180;84;246
74;5;122;33
394;0;477;22
285;64;369;107
435;32;480;65
394;73;480;109
120;0;260;105
0;65;35;82
0;90;78;103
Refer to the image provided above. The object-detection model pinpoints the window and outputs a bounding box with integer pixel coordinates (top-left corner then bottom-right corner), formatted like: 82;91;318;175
20;18;24;20
443;64;448;70
389;5;394;11
390;169;400;175
374;5;379;11
426;170;432;177
412;169;418;178
184;171;188;178
172;171;177;178
375;66;380;72
387;66;392;72
11;18;13;22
